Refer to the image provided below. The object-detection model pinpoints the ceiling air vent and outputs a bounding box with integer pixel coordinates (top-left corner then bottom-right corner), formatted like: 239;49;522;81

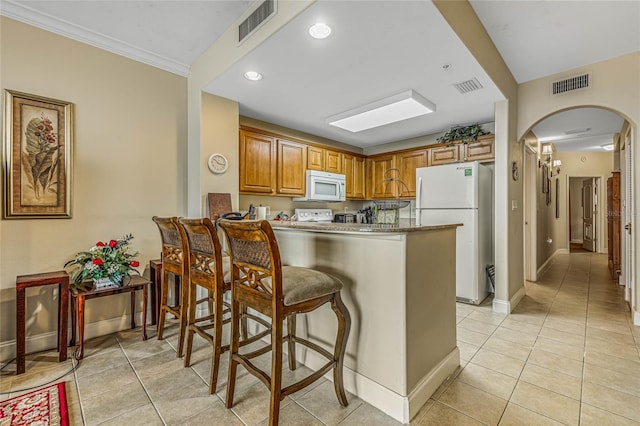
551;73;591;95
453;78;483;94
239;0;276;43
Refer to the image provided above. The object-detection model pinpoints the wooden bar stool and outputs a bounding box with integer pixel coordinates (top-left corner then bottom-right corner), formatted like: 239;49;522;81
15;271;69;375
152;216;188;357
178;218;232;393
218;219;351;425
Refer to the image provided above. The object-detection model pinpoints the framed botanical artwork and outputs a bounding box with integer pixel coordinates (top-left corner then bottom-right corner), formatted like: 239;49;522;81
3;90;73;218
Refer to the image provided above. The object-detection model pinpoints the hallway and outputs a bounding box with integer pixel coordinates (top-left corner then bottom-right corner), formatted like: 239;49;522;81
2;253;639;425
418;252;640;425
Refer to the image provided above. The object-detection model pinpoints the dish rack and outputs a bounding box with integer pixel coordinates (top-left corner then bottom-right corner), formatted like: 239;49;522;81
373;169;411;225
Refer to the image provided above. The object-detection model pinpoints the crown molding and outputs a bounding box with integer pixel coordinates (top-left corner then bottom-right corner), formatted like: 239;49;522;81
1;0;190;77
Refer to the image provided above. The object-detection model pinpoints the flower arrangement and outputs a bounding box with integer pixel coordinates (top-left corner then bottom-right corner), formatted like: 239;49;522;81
64;234;140;286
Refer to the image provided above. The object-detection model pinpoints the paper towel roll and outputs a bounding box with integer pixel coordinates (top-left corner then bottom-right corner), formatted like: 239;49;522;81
257;206;268;220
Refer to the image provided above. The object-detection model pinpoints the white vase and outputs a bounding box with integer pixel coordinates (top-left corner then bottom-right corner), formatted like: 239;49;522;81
93;277;118;290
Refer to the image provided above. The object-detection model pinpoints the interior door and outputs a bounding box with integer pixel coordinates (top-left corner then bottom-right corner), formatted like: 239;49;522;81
622;130;634;305
524;148;537;281
582;178;597;252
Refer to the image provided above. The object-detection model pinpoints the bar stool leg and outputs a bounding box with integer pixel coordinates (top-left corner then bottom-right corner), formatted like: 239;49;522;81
142;286;148;340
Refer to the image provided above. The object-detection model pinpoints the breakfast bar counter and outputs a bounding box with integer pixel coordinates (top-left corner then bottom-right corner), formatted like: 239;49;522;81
269;221;460;423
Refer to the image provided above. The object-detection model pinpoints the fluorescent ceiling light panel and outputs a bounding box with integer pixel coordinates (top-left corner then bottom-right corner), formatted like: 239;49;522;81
327;90;435;132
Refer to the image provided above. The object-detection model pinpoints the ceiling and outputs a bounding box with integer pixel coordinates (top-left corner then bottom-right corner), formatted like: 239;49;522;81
2;0;638;150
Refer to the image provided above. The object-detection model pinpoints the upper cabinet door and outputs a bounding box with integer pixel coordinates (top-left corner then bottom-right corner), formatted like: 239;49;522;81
239;129;276;194
276;139;307;196
429;145;460;166
352;156;366;199
367;154;396;199
307;146;325;171
396;149;428;198
325;150;343;174
343;154;366;200
461;136;495;163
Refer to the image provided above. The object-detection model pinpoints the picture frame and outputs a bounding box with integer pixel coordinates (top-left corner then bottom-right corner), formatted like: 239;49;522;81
541;164;548;193
3;90;73;218
546;177;552;205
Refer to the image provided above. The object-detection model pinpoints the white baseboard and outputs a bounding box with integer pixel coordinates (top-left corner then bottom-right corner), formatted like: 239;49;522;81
406;348;460;422
492;285;526;314
536;248;569;278
634;309;640;326
0;312;144;363
295;343;459;424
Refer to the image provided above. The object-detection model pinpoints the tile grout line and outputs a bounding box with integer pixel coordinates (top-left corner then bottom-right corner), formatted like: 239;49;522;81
114;334;168;426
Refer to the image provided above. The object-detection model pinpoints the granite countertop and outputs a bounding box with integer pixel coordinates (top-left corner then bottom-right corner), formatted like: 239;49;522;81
269;219;461;234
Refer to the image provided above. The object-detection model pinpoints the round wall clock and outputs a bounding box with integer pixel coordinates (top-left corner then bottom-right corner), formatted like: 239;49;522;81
207;153;228;174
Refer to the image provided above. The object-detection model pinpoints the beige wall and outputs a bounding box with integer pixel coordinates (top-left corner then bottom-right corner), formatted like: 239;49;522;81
518;53;639;314
556;152;614;253
434;1;521;310
0;17;187;356
200;93;240;214
187;2;313;217
537;151;614;270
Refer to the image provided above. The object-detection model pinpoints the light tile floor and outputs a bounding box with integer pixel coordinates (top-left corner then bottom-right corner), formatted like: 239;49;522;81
2;252;639;425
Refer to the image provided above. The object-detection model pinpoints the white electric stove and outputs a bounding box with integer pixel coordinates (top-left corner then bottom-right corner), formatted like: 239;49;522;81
294;208;333;223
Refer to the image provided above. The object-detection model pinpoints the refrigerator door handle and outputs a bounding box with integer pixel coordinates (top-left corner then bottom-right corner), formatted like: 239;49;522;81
416;177;422;226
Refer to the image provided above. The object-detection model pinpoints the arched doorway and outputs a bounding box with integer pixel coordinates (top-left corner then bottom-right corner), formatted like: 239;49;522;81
521;106;636;320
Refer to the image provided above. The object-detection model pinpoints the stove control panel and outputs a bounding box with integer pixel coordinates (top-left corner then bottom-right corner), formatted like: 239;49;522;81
294;208;333;222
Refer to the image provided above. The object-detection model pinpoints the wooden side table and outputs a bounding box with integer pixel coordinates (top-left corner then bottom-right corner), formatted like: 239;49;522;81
149;259;181;325
15;271;69;375
69;275;150;360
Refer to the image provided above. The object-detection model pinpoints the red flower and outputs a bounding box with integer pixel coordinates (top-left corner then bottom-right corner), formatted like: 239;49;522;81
130;261;140;267
108;240;117;248
96;241;105;247
93;258;103;266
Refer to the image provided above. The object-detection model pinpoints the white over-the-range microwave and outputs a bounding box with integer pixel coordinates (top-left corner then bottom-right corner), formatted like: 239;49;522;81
293;170;346;202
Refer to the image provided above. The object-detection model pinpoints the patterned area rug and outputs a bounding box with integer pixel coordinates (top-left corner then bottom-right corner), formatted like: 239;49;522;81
0;382;68;426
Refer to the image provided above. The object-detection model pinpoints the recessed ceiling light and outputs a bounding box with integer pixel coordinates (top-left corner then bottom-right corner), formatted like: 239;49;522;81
601;144;614;151
244;71;263;81
308;23;332;39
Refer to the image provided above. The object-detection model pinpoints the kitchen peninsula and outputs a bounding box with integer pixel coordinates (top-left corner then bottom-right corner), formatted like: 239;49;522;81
270;220;460;423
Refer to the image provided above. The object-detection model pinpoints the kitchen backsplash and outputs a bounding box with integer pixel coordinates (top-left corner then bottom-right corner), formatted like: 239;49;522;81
239;195;418;222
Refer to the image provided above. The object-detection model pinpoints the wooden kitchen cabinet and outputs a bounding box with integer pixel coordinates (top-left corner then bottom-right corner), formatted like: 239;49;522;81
396;149;428;197
276;139;306;196
460;135;495;162
343;153;366;199
429;144;460;166
239;129;276;194
325;149;343;174
367;154;396;199
307;146;325;171
239;128;306;196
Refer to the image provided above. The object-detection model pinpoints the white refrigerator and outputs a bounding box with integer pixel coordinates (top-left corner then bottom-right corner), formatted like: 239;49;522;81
416;161;493;304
